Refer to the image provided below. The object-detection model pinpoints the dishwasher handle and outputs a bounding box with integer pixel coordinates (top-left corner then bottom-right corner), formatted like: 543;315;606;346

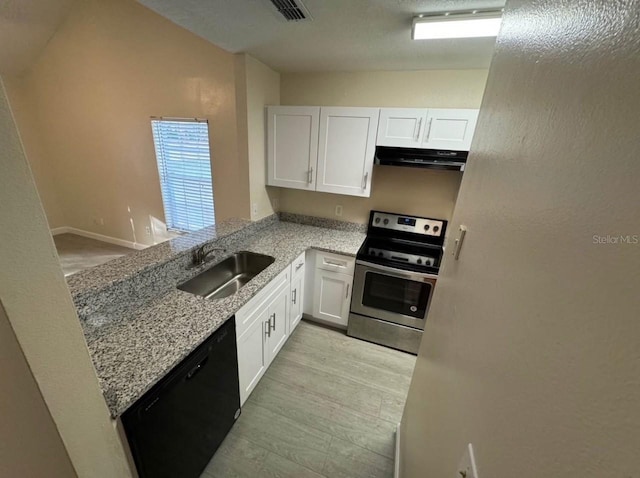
185;354;209;380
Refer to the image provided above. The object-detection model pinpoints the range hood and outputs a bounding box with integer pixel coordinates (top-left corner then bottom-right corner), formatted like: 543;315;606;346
374;146;468;171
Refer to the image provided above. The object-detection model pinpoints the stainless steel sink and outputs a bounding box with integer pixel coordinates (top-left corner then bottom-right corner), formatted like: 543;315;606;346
178;251;275;300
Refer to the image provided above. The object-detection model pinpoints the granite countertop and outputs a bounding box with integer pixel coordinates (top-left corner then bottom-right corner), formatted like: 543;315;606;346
76;217;365;417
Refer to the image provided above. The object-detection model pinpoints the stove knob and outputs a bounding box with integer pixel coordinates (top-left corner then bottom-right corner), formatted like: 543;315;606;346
374;217;380;224
417;258;422;265
378;251;384;257
424;224;430;231
433;226;440;233
383;219;389;225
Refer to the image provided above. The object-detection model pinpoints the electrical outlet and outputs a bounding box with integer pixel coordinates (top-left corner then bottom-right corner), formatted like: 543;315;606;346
145;226;152;236
335;205;343;217
252;203;258;217
272;198;279;210
93;217;104;226
457;444;479;478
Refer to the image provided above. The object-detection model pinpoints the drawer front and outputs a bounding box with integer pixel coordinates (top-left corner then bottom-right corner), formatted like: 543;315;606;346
291;251;306;277
315;251;355;276
236;267;289;338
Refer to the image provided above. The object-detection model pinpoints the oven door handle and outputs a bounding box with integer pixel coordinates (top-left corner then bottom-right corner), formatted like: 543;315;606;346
355;260;439;281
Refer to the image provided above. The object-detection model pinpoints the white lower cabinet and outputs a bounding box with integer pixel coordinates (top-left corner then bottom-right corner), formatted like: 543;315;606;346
312;269;352;327
236;253;307;406
237;311;268;405
236;267;290;405
308;250;355;328
289;252;306;333
264;282;289;364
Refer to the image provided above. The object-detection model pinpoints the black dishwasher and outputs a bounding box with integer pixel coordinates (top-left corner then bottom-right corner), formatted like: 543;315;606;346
122;318;241;478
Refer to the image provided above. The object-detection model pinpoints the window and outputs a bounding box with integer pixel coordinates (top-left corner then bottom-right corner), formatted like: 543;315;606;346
151;118;215;232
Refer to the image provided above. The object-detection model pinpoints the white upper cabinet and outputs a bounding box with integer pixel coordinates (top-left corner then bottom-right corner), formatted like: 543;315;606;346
376;108;427;148
267;106;320;190
421;108;479;151
377;107;479;151
316;107;379;197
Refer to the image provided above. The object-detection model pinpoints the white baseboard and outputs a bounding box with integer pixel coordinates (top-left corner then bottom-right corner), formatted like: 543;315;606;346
50;226;147;250
394;422;401;478
50;226;71;236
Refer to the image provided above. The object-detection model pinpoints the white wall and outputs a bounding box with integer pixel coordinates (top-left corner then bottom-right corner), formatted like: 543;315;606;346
279;69;488;223
400;1;640;476
0;78;133;477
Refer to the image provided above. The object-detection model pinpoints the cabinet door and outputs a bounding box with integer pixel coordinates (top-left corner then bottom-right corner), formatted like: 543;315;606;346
376;108;427;148
267;106;320;190
237;313;268;405
316;107;379;197
421;108;479;151
312;269;352;327
289;266;305;333
265;283;290;365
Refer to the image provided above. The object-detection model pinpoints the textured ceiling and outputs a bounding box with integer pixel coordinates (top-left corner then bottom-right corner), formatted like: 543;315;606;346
138;0;505;72
0;0;76;75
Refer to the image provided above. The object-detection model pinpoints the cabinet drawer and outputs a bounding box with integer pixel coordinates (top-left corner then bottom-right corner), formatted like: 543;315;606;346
291;251;306;277
315;251;355;276
236;266;289;338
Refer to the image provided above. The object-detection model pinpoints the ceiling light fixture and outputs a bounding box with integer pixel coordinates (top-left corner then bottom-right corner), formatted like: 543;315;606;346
412;10;503;40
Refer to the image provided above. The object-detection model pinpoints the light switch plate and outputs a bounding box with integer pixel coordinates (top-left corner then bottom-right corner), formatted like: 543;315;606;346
457;443;479;478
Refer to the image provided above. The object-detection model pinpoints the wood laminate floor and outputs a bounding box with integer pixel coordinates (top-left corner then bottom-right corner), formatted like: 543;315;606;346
202;320;417;478
53;233;134;276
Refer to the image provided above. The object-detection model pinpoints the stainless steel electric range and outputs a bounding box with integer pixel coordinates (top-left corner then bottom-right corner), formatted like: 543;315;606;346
347;210;447;354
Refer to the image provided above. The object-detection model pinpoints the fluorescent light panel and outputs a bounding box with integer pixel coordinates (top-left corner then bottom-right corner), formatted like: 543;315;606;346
412;12;502;40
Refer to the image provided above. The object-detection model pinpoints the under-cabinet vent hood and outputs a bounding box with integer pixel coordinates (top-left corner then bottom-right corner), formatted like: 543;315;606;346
374;146;468;172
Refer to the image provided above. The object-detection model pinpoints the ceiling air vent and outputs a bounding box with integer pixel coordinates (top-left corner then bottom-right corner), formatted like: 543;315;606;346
269;0;311;21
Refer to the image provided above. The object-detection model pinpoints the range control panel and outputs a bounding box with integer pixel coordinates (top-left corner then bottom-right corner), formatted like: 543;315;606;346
368;248;436;267
371;212;445;238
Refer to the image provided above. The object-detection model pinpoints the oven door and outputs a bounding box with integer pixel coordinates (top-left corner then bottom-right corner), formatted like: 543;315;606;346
351;261;437;330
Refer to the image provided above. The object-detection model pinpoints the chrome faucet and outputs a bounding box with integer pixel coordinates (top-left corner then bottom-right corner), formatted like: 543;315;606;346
192;244;226;266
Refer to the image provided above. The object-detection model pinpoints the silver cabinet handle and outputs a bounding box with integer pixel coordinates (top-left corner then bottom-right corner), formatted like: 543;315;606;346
292;289;297;304
345;284;350;299
362;171;369;190
414;117;423;141
270;313;276;332
308;167;313;183
265;320;271;338
424;118;433;142
295;262;304;271
324;260;345;268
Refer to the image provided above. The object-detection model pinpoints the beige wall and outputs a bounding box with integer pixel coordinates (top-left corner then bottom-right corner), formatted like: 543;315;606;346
0;303;76;478
235;54;281;220
279;69;488;223
279;166;462;224
281;69;489;108
0;78;133;475
401;1;640;477
4;77;66;228
6;0;250;246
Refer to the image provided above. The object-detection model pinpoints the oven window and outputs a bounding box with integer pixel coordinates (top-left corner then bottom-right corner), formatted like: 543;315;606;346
362;272;431;319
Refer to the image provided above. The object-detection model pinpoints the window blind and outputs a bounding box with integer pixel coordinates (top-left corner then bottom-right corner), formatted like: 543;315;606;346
151;118;215;233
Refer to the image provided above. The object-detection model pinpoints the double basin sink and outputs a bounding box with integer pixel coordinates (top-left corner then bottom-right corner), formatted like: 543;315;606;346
178;251;275;300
